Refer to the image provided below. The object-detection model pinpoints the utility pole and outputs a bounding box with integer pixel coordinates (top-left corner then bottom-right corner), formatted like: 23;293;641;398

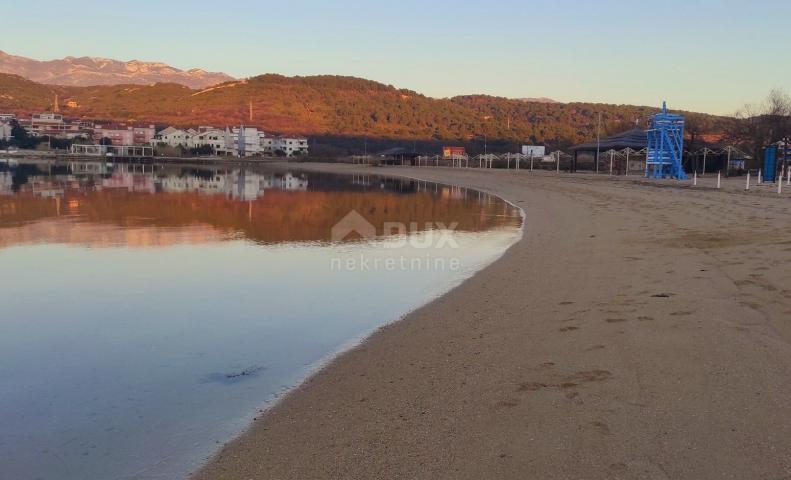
595;112;602;173
702;148;708;176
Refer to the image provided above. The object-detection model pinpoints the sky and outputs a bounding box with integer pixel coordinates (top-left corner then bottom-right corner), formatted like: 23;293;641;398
3;0;790;115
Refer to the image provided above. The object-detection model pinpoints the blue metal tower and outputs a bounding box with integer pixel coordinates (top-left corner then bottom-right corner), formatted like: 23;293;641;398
646;102;687;180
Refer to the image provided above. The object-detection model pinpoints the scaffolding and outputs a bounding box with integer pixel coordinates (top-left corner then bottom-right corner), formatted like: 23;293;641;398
646;102;687;179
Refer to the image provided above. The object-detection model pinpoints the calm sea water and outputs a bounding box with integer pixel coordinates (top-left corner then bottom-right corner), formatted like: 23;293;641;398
0;160;522;480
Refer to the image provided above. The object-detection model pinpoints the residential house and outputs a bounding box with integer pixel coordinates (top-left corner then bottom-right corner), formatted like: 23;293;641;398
271;136;309;156
25;113;83;138
187;128;226;152
151;127;191;147
94;124;155;146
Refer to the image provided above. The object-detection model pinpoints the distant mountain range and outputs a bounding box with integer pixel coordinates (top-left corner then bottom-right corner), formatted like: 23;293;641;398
1;51;562;105
0;51;234;89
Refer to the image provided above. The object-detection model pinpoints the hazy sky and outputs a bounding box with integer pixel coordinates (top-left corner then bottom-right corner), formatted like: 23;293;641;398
4;0;789;115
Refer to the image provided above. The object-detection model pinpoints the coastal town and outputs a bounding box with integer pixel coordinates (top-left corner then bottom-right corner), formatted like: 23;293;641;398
0;110;310;157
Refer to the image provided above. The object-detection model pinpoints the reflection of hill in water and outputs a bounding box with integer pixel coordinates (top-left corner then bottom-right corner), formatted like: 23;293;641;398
0;186;521;249
0;219;224;248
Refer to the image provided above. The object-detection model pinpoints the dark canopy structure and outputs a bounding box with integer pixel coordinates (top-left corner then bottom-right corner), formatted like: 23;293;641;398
377;147;423;165
570;128;647;152
569;128;647;172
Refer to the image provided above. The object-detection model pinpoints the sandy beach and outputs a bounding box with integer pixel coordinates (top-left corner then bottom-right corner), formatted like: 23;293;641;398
195;165;791;480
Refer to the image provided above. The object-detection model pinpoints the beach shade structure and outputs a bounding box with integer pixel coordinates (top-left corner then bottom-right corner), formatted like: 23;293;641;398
377;147;424;166
645;102;687;180
569;128;647;173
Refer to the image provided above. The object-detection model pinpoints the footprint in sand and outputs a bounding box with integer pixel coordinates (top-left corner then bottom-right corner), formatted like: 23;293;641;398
495;398;521;409
515;370;612;396
590;421;612;435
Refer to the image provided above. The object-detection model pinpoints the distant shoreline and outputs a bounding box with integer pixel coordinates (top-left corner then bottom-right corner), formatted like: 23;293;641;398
1;150;318;167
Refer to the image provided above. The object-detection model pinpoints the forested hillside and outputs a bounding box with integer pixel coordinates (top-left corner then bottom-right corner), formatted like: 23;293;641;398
0;73;730;150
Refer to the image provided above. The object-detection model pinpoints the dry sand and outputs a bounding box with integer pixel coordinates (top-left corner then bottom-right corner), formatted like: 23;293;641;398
195;165;791;480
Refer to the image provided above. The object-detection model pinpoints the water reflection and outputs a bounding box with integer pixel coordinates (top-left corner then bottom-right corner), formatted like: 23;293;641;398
0;161;520;248
0;160;522;480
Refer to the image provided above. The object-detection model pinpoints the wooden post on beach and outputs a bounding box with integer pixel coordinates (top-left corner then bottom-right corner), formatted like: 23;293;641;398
717;171;721;189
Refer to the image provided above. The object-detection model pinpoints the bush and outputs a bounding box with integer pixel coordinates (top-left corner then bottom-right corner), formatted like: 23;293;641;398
9;120;41;149
189;144;214;156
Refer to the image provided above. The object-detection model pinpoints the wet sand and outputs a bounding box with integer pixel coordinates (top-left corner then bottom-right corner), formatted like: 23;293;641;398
195;165;791;479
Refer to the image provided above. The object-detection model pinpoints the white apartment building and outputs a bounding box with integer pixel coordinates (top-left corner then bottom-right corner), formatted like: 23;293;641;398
151;127;191;147
188;128;226;152
26;113;84;139
260;136;275;153
257;134;309;156
271;137;309;156
217;127;266;157
152;125;309;157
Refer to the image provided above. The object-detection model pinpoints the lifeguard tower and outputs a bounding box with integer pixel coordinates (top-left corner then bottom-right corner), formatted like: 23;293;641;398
646;102;687;180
